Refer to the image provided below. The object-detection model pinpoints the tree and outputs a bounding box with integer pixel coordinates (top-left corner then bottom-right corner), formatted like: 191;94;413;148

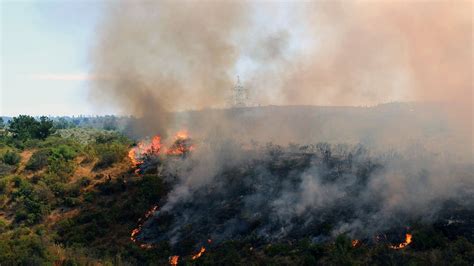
35;116;54;140
0;117;4;128
53;117;72;129
8;115;38;140
7;115;54;140
103;115;118;131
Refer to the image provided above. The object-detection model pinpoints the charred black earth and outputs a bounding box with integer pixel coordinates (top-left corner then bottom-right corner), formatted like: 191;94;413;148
134;143;474;255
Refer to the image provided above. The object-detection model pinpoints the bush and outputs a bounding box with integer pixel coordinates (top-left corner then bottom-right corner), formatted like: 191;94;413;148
93;143;128;170
0;227;53;264
50;145;77;161
0;163;16;175
47;159;75;181
25;149;51;171
2;150;21;166
11;178;51;225
0;177;8;193
47;145;78;180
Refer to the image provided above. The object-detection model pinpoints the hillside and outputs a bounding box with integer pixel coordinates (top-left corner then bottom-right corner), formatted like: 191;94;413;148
0;111;472;265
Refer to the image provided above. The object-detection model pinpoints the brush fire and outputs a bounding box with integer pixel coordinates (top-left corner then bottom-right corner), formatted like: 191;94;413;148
2;0;472;264
125;137;472;265
390;233;413;250
128;131;194;173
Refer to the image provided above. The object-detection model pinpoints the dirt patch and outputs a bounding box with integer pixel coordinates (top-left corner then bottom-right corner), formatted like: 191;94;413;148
16;149;35;174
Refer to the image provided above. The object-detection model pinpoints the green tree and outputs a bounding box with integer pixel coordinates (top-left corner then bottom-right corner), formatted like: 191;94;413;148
8;115;38;140
7;115;54;140
35;116;54;140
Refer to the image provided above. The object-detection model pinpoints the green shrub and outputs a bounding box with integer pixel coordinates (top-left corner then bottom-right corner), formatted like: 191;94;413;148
47;158;75;181
0;163;16;175
2;150;21;166
23;138;40;149
0;177;9;193
50;145;77;161
0;227;53;264
11;178;51;225
25;149;51;171
47;145;77;180
93;143;128;170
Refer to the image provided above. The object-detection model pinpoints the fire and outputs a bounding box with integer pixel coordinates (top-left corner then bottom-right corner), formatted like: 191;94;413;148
128;131;194;171
390;233;412;249
169;255;179;266
191;246;206;260
351;239;360;247
128;149;138;166
130;205;159;247
165;130;194;156
128;135;162;167
174;130;189;140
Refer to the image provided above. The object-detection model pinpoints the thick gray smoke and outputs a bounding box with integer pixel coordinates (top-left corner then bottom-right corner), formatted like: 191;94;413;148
138;140;473;249
89;0;473;249
90;1;472;136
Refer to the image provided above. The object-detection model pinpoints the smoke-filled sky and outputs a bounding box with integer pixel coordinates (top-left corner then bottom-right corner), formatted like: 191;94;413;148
1;0;472;118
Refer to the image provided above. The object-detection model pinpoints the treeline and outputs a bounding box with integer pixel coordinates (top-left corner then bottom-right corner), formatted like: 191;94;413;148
1;115;129;132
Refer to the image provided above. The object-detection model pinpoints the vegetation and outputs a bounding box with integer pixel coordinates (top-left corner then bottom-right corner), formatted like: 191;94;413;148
0;115;472;265
25;149;51;171
1;150;21;166
8;115;54;141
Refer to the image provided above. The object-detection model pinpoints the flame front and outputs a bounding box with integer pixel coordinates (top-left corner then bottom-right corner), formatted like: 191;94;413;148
128;131;196;251
130;205;158;247
191;246;206;260
128;131;194;170
128;136;162;167
165;130;194;156
390;233;412;249
169;255;179;266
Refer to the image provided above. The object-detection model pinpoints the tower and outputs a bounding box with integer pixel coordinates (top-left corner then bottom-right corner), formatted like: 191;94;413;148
232;76;249;107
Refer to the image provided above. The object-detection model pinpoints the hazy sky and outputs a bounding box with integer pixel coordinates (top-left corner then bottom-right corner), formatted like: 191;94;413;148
1;1;471;116
1;0;108;116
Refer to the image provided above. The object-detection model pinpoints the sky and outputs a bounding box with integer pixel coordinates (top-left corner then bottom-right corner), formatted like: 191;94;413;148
1;1;471;117
1;0;301;116
1;0;109;116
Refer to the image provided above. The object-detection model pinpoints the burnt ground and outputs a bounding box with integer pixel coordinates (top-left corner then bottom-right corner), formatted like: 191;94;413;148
134;144;474;258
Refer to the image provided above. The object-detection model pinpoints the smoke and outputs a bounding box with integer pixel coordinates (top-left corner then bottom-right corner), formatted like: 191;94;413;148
89;0;473;249
138;141;473;249
89;0;471;139
90;1;250;136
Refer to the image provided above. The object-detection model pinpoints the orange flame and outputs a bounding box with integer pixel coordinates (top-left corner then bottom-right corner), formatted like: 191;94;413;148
128;131;195;169
351;239;360;247
191;246;206;260
166;130;194;156
130;205;159;248
169;255;179;266
390;233;412;249
128;136;162;168
174;130;189;140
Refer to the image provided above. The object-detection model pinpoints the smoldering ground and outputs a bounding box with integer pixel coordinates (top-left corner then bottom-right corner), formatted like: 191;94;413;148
136;138;473;252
